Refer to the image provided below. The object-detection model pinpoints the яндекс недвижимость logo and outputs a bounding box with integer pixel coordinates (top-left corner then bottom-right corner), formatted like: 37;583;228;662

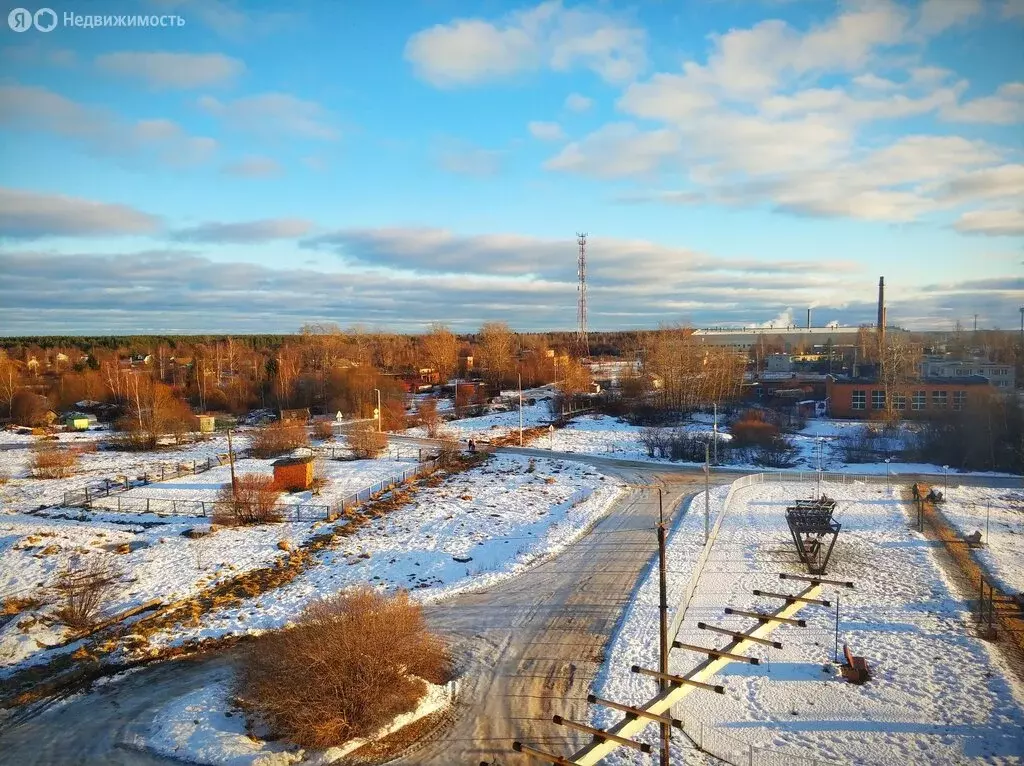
8;7;57;32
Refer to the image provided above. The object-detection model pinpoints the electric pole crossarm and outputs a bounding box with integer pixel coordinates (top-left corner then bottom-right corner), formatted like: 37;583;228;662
672;640;760;665
630;665;725;694
779;573;855;588
552;716;652;753
752;589;832;607
697;622;782;649
586;694;684;729
723;607;807;626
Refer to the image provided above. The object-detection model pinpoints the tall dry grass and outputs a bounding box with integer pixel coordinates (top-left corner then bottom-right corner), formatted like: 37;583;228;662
237;588;451;748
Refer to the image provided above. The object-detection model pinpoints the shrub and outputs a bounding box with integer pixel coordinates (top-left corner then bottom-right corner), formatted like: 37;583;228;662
313;420;334;441
31;446;79;479
213;474;282;526
347;422;387;459
51;559;119;630
237;588;451;749
0;470;8;486
753;435;799;468
250;421;310;458
416;399;441;438
730;410;780;448
436;430;461;467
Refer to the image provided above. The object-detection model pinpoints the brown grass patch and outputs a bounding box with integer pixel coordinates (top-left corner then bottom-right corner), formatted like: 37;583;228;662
237;588;451;749
2;595;43;616
31;446;79;479
347;422;387;458
313;421;334;441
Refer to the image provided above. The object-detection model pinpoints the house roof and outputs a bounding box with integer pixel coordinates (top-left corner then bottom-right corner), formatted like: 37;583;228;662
828;374;992;386
272;456;315;467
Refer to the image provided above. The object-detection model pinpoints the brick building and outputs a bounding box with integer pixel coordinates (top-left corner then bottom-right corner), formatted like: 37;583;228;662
826;375;993;419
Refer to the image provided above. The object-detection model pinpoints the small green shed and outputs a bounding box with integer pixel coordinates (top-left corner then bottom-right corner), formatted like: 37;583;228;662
197;415;216;433
64;414;90;431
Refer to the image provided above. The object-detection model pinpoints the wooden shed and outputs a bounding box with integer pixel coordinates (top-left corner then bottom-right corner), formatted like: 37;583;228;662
272;456;315;491
279;408;311;423
196;415;216;433
63;414;90;431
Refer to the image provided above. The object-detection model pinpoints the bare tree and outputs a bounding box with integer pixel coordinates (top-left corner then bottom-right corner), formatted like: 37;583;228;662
346;421;387;458
421;323;458;383
0;353;20;420
52;558;119;630
478;322;517;386
417;398;441;438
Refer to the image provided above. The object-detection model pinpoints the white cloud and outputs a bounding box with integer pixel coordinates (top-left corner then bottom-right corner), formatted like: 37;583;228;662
1;44;75;67
565;92;593;112
527;121;565;141
172;218;314;243
935;164;1024;204
222;156;283;177
404;1;646;87
198;93;338;139
0;84;216;166
95;52;244;89
941;82;1024;124
0;187;161;238
545;123;680;178
914;0;984;37
954;208;1024;236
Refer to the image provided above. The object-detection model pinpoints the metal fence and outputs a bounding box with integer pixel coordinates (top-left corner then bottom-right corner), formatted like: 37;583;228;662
82;456;444;522
61;448;253;508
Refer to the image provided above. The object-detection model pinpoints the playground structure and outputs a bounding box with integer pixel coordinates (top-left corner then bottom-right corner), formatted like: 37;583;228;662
785;495;841;574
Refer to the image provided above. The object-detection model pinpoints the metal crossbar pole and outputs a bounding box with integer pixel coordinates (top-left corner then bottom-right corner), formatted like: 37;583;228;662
570;584;824;766
552;716;651;753
697;622;782;649
672;641;760;664
752;589;832;607
723;607;807;626
631;666;725;694
586;694;683;729
779;573;854;588
511;741;578;765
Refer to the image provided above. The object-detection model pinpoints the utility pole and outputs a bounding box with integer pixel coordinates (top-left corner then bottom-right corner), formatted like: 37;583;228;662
226;428;238;500
712;403;718;465
973;314;978;333
656;486;670;766
519;372;524;447
373;388;381;433
704;443;711;544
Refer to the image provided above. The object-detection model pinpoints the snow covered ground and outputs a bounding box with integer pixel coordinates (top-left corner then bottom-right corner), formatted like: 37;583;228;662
142;454;622;651
0;433;254;514
936;486;1024;596
135;668;456;766
406;401;552;441
596;478;1024;764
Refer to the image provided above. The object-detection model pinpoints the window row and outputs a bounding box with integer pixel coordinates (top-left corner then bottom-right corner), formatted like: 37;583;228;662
850;389;967;411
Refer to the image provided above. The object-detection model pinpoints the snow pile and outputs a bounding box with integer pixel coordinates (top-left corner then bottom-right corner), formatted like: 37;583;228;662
597;478;1024;764
140;672;456;766
937;486;1024;595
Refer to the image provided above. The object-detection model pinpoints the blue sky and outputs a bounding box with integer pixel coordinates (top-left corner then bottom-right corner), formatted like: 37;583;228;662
0;0;1022;335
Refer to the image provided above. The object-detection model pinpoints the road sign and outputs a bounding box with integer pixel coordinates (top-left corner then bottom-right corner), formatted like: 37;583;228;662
373;408;380;417
335;411;343;422
549;425;555;431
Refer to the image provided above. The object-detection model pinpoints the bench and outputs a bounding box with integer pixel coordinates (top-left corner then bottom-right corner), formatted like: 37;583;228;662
841;643;870;684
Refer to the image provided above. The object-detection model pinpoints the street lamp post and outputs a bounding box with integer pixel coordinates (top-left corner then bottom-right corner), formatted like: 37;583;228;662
884;458;891;492
943;464;949;493
816;437;824;498
518;373;524;447
373;388;381;433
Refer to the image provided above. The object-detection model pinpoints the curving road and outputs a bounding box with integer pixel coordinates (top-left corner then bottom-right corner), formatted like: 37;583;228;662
0;454;721;765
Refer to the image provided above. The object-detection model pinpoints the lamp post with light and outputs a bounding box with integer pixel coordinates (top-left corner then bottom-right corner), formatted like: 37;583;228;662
885;457;891;492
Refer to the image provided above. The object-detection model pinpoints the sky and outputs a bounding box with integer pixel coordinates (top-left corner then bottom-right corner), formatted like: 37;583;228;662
0;0;1022;336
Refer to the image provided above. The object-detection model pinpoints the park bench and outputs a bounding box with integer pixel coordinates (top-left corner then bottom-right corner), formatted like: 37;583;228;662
840;643;870;684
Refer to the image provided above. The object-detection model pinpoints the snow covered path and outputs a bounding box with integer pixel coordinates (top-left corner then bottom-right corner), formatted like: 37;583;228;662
653;480;1024;765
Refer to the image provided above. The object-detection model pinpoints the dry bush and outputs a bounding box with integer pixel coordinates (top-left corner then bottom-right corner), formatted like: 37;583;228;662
436;430;461;467
237;588;451;748
347;422;387;459
213;474;283;526
730;410;780;448
0;470;8;486
250;421;310;458
313;420;335;441
2;595;42;615
31;446;79;479
51;558;119;630
416;399;441;438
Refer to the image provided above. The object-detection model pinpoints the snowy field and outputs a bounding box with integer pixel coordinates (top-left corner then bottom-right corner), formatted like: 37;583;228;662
143;454;622;652
936;486;1024;596
0;433;254;514
597;478;1024;764
1;451;622;677
406;401;552;441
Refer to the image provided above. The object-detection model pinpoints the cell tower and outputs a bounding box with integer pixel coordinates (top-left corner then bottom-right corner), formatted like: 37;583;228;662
576;232;590;358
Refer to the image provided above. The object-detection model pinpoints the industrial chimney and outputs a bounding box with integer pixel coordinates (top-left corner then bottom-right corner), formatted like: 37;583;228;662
807;308;811;329
877;277;886;376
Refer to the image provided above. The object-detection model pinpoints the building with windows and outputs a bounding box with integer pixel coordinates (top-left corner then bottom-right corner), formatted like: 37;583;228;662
920;355;1015;390
826;375;993;419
